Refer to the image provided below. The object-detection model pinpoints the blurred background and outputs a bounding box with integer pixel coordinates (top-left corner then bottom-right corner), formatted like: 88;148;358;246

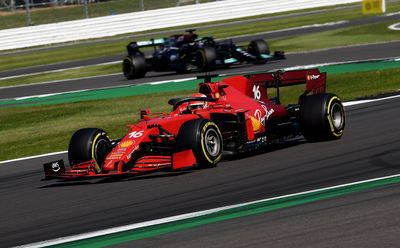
0;0;217;28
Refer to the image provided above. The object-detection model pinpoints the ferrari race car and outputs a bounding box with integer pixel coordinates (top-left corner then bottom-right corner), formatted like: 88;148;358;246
122;30;285;79
44;69;345;179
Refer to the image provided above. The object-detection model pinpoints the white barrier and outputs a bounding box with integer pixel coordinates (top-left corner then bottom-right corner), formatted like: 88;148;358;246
0;0;361;51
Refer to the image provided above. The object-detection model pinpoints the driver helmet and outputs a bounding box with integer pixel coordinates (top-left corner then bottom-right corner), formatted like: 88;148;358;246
177;33;198;45
188;93;207;110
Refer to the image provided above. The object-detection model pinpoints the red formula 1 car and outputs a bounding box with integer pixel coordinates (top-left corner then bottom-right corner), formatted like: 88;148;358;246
43;69;345;179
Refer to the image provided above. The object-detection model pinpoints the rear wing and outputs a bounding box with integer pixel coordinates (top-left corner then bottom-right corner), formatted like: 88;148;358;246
245;69;326;102
127;38;166;55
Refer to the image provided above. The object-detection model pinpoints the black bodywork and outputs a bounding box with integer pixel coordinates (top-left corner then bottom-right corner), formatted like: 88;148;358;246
122;30;285;79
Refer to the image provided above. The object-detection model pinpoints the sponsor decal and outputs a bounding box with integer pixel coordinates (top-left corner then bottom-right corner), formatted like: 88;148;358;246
128;131;144;138
307;74;320;80
256;136;267;143
253;85;261;100
109;153;123;158
132;145;139;153
224;58;238;64
117;148;128;152
254;105;274;125
105;160;113;168
250;116;261;132
120;140;135;148
51;162;61;172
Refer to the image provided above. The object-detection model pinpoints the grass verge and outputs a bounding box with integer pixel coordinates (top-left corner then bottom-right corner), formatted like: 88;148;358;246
269;20;400;53
0;62;120;87
1;1;399;71
1;67;400;161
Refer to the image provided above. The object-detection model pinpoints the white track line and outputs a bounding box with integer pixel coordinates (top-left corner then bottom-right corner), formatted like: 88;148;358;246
283;56;400;71
0;61;120;81
0;151;67;165
343;93;400;106
228;20;349;40
1;77;196;101
15;173;400;248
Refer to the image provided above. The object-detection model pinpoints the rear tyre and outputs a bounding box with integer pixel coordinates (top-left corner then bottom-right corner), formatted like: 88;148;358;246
248;39;270;58
122;54;146;79
300;93;345;141
196;47;217;71
68;128;111;171
177;119;222;167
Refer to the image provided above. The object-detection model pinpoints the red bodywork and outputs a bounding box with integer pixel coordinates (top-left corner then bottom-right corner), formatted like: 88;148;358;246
44;69;326;179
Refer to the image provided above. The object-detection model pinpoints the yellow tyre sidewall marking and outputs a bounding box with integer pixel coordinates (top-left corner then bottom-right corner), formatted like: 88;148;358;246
91;132;105;173
200;122;222;164
327;96;344;137
124;56;134;74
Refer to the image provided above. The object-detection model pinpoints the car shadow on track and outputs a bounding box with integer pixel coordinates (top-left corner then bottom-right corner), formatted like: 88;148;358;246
38;138;308;188
124;60;284;83
222;137;307;162
38;170;194;188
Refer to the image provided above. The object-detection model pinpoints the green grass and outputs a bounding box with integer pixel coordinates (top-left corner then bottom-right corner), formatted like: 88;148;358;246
1;1;399;72
0;62;120;87
270;20;400;53
1;67;400;161
0;40;128;72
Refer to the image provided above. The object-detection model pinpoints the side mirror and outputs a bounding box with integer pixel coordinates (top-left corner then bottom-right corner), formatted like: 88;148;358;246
140;109;151;120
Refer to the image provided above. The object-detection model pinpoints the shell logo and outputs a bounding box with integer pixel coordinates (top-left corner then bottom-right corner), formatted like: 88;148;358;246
250;116;261;132
120;140;134;148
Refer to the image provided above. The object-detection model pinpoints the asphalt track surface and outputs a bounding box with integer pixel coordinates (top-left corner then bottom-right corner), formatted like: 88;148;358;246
1;92;400;247
2;11;400;248
2;40;400;100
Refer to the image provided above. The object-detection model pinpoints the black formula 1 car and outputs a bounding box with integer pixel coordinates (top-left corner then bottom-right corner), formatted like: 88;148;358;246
122;30;285;79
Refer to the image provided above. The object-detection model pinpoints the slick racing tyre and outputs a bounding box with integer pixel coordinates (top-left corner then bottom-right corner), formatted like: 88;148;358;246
122;54;146;79
196;47;217;71
300;93;345;141
68;128;112;172
248;39;270;58
177;119;222;167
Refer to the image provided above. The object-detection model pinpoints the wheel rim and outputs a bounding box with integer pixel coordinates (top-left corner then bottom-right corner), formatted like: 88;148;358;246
204;129;221;157
94;139;110;165
330;102;344;130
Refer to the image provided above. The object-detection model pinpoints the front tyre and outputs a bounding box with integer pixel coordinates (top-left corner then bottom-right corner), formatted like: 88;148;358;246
177;119;222;167
68;128;112;172
248;39;270;58
300;93;345;141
